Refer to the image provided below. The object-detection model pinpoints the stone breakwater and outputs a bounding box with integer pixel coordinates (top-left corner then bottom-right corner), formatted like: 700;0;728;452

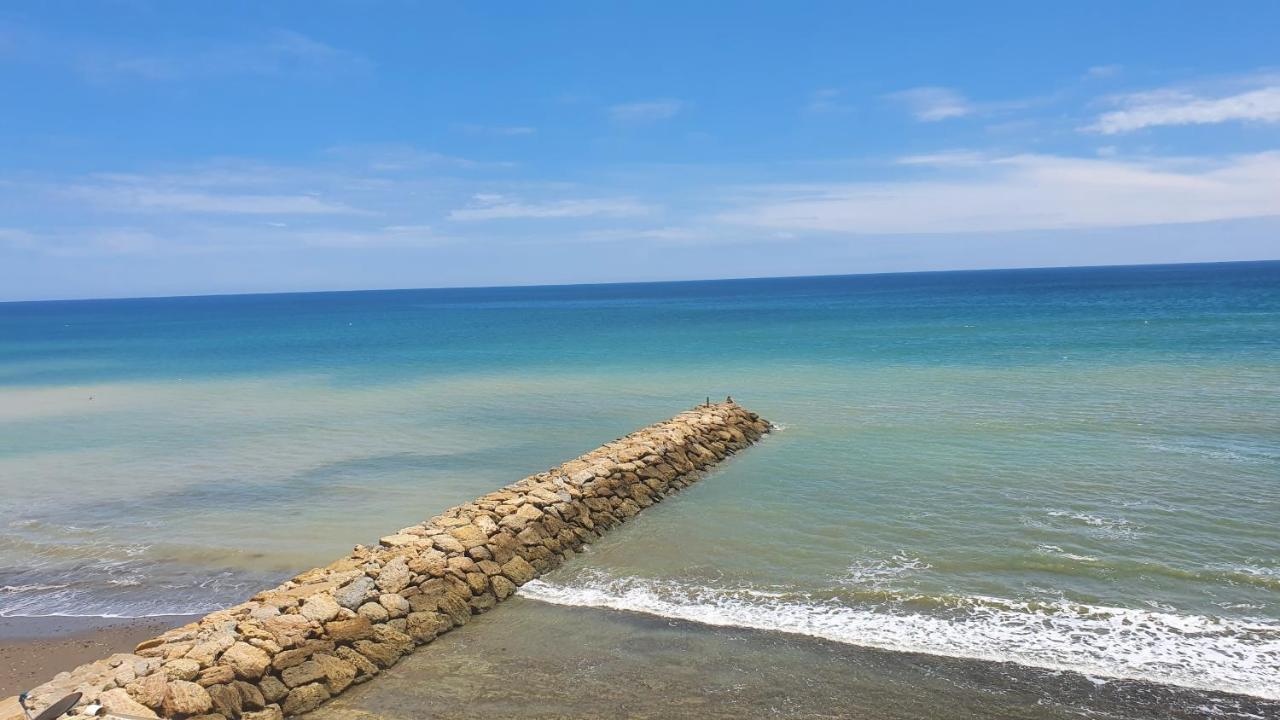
19;401;770;720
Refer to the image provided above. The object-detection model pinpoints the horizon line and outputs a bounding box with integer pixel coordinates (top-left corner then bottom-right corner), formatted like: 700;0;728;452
4;258;1278;305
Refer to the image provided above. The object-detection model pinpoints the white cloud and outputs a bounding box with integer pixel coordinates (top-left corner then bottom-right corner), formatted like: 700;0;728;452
896;151;989;167
581;226;710;243
0;227;168;257
887;87;973;121
68;185;368;215
79;30;369;82
458;124;537;136
0;228;37;251
1086;84;1280;134
608;99;684;123
449;193;653;221
324;144;511;171
716;151;1280;234
268;224;451;248
807;88;849;113
1086;64;1122;79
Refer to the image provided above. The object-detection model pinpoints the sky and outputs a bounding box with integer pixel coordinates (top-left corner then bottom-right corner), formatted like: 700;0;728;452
1;1;1279;301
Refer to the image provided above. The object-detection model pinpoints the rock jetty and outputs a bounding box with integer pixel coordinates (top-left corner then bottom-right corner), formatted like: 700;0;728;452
17;401;770;719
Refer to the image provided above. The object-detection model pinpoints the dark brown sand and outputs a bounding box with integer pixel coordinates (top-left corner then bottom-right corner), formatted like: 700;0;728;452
0;615;197;698
313;598;1279;720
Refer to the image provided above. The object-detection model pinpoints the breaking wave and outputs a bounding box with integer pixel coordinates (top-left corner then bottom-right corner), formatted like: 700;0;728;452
520;571;1280;700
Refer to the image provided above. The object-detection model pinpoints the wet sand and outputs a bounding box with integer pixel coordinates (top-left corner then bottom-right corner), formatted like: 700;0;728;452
313;598;1278;720
0;615;197;698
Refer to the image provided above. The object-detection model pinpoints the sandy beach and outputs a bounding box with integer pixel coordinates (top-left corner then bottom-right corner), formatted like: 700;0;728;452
0;615;197;698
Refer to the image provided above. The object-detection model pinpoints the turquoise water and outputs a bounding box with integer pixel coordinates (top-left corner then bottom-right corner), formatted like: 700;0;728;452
1;262;1278;704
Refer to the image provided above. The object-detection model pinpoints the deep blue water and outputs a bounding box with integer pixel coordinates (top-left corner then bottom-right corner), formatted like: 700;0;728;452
3;261;1277;386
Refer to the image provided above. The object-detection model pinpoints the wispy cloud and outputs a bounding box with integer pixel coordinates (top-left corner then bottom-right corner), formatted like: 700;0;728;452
67;184;368;215
0;227;167;257
265;224;452;249
886;87;973;122
1086;83;1280;134
608;99;684;123
324;143;513;171
580;226;711;243
716;151;1280;234
449;193;652;221
458;124;537;137
806;88;851;114
0;228;37;251
895;150;990;167
76;29;369;82
1086;64;1122;79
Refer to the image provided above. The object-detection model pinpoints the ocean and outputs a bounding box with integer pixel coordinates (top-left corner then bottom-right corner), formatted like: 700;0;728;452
2;261;1278;716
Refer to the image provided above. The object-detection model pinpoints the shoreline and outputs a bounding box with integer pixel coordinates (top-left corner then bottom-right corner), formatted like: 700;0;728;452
314;596;1280;720
0;615;200;698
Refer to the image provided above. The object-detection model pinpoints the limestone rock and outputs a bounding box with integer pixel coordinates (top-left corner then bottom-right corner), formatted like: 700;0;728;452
501;556;536;585
378;593;410;618
300;594;341;623
446;555;477;574
352;640;400;669
186;632;235;666
221;641;271;680
282;683;330;716
206;683;243;718
374;557;411;593
312;653;357;694
271;647;313;671
436;592;471;627
98;688;159;719
491;575;516;600
432;534;466;554
469;591;496;613
257;675;288;704
332;576;375;610
126;671;168;709
196;665;235;687
465;572;489;595
281;660;325;688
163;657;201;681
447;524;488;549
333;646;379;679
233;679;266;710
356;601;389;623
405;612;448;644
407;551;447;577
378;533;419;547
163;680;213;717
262;614;311;648
323;616;372;642
242;706;284;720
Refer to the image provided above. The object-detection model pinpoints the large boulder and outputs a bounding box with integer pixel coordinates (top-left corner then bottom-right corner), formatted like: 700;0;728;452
323;616;372;642
221;642;271;680
333;576;375;610
281;683;330;716
501;556;536;585
300;594;341;623
98;688;159;719
162;680;213;717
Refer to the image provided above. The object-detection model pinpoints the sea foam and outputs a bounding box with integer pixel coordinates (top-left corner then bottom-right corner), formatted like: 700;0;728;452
520;571;1280;700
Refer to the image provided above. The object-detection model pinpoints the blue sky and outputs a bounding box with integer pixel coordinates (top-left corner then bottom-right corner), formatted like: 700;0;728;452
2;1;1278;300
